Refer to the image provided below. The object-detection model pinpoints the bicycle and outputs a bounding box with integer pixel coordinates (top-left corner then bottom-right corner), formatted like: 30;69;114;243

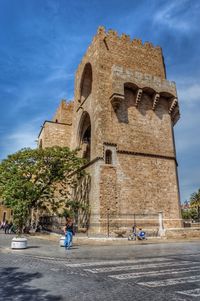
128;232;137;240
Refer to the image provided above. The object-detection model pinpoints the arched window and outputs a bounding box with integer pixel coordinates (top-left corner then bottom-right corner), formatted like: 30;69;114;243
78;112;91;161
105;150;112;164
80;63;92;102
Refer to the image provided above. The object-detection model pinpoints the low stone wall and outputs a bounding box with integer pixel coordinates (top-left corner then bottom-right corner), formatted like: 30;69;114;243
165;227;200;239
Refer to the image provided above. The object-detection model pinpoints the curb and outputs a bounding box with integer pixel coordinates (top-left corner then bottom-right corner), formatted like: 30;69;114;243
30;233;200;246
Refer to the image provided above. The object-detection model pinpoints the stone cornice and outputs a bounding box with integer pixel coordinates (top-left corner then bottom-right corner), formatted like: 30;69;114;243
111;65;177;96
117;149;178;166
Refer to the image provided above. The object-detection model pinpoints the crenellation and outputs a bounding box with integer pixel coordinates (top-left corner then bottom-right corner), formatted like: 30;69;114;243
120;33;131;42
96;27;162;55
97;25;106;35
144;41;154;48
107;29;118;37
132;38;143;46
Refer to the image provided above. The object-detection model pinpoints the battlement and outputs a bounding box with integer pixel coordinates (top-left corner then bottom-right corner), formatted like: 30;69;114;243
52;100;74;124
76;26;166;81
96;26;162;53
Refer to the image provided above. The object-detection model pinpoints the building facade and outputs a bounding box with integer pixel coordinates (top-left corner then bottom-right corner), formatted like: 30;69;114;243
38;27;182;235
0;200;13;223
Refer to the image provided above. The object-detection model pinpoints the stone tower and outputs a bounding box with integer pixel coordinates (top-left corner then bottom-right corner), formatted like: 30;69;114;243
38;26;182;235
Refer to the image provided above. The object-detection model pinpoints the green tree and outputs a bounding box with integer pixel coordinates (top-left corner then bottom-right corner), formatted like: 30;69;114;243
0;147;85;234
181;208;198;220
190;189;200;221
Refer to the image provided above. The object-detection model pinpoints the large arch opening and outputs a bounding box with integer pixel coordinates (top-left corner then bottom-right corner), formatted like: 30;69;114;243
80;63;92;102
124;82;139;108
78;111;91;161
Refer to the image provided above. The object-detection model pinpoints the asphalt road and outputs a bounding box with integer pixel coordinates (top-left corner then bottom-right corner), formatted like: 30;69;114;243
0;233;200;301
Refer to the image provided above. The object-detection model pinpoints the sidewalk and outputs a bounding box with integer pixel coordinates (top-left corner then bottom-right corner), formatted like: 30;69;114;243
1;231;200;261
31;231;200;246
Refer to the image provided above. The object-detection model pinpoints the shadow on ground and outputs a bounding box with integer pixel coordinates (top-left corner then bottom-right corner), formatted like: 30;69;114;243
0;267;62;300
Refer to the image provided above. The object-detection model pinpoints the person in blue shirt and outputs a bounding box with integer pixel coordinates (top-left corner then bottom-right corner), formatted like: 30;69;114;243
63;218;74;250
137;228;146;240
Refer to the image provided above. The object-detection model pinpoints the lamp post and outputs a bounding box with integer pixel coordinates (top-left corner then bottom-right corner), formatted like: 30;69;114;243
107;208;110;238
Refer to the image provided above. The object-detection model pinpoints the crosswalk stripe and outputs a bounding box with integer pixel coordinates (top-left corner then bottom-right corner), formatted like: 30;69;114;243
84;261;192;274
63;257;169;268
138;275;200;287
176;288;200;297
108;266;200;280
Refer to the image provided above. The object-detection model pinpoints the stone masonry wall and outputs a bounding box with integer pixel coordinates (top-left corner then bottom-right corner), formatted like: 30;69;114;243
111;95;175;157
116;154;182;228
38;100;73;149
52;100;73;124
38;122;72;148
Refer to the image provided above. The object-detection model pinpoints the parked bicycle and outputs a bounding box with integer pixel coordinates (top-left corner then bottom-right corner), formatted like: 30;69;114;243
128;225;137;240
128;225;147;240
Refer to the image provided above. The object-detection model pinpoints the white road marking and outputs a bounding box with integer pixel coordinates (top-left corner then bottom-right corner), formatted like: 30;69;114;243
63;257;169;268
138;275;200;287
176;288;200;297
84;261;192;274
108;266;200;280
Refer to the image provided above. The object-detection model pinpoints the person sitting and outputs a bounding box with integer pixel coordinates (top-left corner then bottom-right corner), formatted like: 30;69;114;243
137;228;146;240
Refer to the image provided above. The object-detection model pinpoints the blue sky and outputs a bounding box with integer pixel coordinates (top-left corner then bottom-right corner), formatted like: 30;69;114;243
0;0;200;202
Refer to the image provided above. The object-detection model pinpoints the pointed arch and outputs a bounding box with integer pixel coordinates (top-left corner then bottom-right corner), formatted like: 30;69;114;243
80;63;92;102
78;111;91;161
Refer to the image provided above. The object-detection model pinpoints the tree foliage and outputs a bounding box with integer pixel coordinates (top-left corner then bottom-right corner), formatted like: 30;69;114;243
181;190;200;221
181;208;198;220
190;189;200;208
0;147;85;234
188;188;200;221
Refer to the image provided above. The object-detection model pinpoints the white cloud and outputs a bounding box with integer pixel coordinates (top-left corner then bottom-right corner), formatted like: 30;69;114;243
0;117;44;160
45;69;74;83
7;129;37;150
153;1;194;32
178;83;200;105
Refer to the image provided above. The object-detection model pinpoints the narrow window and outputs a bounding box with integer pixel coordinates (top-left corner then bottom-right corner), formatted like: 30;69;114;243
39;139;43;149
105;150;112;164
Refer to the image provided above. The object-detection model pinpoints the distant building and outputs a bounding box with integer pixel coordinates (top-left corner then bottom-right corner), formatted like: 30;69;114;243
0;200;12;223
181;201;191;211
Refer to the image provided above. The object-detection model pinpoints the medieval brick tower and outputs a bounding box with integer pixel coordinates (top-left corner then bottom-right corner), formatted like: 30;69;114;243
38;27;182;235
